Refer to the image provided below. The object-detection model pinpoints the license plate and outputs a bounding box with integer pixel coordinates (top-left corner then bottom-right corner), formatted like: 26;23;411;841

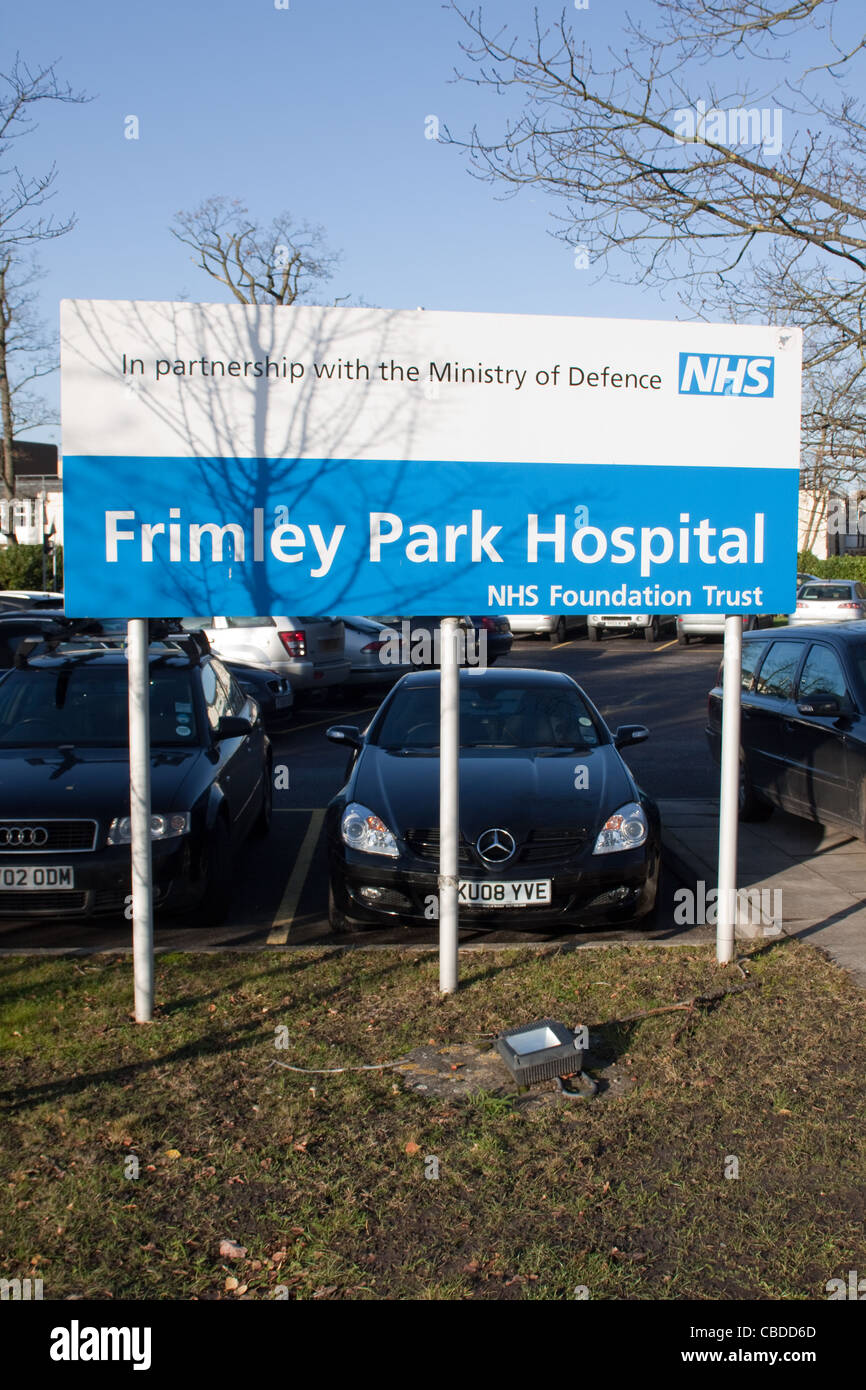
604;619;631;627
0;865;75;890
458;878;551;908
274;695;291;709
319;638;339;651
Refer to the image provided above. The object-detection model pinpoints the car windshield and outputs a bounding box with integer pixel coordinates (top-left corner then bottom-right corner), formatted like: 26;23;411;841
800;585;853;601
0;664;200;747
373;683;603;750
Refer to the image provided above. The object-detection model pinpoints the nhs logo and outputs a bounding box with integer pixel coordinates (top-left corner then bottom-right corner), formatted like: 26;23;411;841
678;352;774;398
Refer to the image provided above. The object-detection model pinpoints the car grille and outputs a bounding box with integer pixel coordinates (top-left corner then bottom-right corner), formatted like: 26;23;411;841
403;826;587;866
518;828;589;863
404;829;473;865
0;820;97;852
0;890;88;914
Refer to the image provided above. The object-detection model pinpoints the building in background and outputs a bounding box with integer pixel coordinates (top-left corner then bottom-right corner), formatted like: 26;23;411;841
0;441;63;549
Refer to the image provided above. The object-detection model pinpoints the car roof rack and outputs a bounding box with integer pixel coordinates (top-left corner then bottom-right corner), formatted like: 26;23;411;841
12;619;210;669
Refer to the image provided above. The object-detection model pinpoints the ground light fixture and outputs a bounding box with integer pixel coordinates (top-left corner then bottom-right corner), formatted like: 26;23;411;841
495;1019;596;1097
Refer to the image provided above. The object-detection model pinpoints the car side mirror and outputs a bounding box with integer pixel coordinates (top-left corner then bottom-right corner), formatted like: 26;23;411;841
796;694;841;717
215;715;253;739
327;724;362;749
614;724;649;749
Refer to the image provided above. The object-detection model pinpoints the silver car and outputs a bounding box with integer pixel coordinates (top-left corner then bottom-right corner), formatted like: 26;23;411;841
504;613;586;643
181;616;350;691
341;616;412;686
789;580;866;626
587;613;676;642
676;612;774;644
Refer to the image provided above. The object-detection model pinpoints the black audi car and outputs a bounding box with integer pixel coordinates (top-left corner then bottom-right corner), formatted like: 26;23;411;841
707;622;866;833
0;636;272;923
325;667;660;932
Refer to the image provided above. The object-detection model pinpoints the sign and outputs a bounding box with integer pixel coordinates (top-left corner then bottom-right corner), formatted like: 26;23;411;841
61;302;802;617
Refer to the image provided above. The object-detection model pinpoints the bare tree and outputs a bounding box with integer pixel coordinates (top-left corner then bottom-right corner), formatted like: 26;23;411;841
0;54;87;514
447;1;866;489
0;257;57;455
171;197;342;305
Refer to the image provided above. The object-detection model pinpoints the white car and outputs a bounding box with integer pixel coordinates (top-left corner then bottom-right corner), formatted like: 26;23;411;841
504;613;586;644
0;589;64;611
181;615;351;691
587;613;676;643
789;580;866;626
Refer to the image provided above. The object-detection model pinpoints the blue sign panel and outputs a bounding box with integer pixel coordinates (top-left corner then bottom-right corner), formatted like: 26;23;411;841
63;455;799;617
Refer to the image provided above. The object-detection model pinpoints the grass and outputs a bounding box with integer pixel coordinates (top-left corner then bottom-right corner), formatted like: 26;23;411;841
1;939;864;1300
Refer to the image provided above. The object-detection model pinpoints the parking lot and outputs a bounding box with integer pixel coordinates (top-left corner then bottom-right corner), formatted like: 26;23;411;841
0;630;723;952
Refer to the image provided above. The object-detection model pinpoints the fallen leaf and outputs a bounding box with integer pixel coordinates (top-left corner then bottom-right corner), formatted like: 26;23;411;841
219;1240;247;1259
404;1141;421;1156
224;1276;238;1292
165;1149;181;1160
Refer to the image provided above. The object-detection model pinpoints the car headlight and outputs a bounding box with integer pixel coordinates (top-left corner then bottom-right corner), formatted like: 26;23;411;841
592;801;648;855
340;802;399;857
107;813;191;845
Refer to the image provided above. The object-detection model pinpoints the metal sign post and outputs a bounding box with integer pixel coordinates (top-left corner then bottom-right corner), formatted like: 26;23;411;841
439;617;460;993
717;615;743;964
127;618;155;1021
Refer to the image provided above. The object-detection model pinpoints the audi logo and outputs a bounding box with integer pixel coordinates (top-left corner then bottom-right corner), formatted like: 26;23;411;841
476;827;516;864
0;826;49;847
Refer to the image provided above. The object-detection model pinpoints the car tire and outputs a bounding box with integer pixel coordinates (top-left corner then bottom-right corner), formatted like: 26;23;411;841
253;758;273;837
192;815;233;925
589;626;602;642
739;754;774;822
328;882;365;935
644;618;660;643
549;617;567;644
678;632;690;645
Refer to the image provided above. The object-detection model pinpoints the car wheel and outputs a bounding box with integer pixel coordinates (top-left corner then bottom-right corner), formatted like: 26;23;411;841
253;758;273;837
549;617;567;644
328;882;365;935
589;626;602;642
678;632;690;645
738;754;774;822
644;618;660;643
192;815;233;925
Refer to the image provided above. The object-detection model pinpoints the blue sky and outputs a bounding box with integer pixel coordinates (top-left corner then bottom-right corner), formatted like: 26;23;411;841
3;0;819;443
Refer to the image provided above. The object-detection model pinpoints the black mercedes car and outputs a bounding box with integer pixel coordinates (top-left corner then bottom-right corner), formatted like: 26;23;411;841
707;621;866;833
0;636;272;923
325;667;660;932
